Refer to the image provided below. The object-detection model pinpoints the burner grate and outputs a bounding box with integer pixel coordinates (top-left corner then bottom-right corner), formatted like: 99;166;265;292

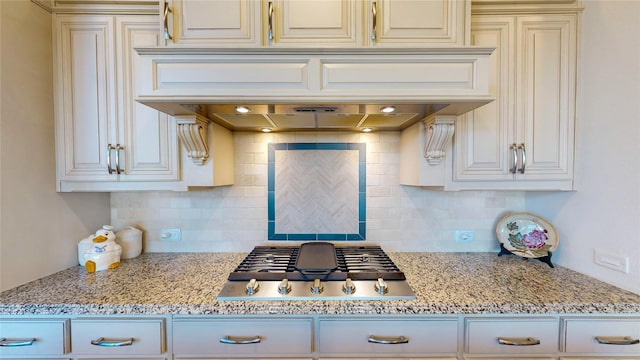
227;244;405;281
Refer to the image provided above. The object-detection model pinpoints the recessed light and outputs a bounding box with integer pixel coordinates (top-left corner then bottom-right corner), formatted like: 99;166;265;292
261;128;272;133
235;106;251;113
362;128;373;133
380;106;396;113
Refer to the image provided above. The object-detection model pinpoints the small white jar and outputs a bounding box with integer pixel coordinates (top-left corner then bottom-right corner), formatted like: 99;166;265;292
116;226;143;259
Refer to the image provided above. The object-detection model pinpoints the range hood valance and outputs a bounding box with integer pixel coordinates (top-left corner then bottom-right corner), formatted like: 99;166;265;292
134;47;495;132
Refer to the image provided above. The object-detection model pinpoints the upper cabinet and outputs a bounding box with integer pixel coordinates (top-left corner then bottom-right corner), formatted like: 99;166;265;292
161;0;469;47
399;0;580;191
54;14;180;191
449;13;577;190
446;3;579;191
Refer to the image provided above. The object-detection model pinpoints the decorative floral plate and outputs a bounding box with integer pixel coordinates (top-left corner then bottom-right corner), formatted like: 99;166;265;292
496;212;558;258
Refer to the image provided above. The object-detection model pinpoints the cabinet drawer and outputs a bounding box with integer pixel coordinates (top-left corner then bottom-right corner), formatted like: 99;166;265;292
0;319;69;355
563;317;640;355
318;317;458;355
465;317;559;354
71;318;165;355
173;317;313;356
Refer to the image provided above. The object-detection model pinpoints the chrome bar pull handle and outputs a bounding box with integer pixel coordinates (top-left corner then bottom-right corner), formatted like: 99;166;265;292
0;338;36;347
106;144;114;174
163;1;173;40
595;336;640;345
90;337;134;347
267;1;274;41
371;2;377;41
220;335;262;344
518;143;526;174
115;144;123;174
368;335;409;344
498;337;541;346
510;143;518;174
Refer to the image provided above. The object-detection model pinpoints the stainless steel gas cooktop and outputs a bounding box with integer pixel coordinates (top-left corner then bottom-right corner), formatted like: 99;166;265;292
217;242;416;301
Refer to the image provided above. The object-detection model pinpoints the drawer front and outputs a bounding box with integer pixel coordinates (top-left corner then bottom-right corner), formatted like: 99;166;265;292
173;317;313;356
0;319;69;355
465;317;559;354
563;317;640;354
318;317;458;355
71;318;165;355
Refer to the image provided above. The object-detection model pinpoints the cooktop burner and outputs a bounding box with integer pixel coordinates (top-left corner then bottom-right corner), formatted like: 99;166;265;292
217;242;416;301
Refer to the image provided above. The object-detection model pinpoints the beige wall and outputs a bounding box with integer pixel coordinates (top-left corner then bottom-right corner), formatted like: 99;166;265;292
0;0;109;291
526;0;640;294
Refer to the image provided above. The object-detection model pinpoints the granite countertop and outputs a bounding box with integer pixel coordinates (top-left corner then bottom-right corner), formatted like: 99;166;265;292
1;252;639;316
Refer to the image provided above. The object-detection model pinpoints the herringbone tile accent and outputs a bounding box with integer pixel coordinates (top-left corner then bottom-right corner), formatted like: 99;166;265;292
275;150;359;233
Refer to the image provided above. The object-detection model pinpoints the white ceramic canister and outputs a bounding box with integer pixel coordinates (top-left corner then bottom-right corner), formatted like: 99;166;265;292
116;226;143;259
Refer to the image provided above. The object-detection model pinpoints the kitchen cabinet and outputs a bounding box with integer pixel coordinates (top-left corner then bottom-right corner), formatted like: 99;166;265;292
160;0;468;47
447;7;578;190
0;316;168;360
464;316;560;356
54;13;180;192
2;314;639;360
0;318;70;358
70;317;166;358
561;316;640;358
172;316;313;358
318;316;458;358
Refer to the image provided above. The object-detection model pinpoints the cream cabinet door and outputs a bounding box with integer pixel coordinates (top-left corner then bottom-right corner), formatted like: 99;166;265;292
515;14;576;185
450;13;577;190
270;0;362;47
54;15;117;184
367;0;468;47
116;17;179;182
163;0;261;46
452;15;515;183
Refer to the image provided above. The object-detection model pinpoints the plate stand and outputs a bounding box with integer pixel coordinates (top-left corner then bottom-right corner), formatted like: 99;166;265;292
498;243;554;268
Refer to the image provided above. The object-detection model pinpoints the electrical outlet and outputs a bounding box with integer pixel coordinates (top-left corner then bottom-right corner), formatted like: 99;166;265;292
455;230;474;243
160;228;181;241
594;249;629;273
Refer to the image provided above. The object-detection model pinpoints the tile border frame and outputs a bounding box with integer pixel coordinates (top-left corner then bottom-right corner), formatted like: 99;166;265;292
267;142;366;241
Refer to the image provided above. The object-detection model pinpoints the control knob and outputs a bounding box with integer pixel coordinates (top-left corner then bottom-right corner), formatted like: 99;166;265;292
277;279;291;295
310;278;324;294
245;279;259;295
342;278;356;295
374;278;388;294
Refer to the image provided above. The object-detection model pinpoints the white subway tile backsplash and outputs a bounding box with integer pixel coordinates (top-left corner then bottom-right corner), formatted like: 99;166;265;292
111;131;525;252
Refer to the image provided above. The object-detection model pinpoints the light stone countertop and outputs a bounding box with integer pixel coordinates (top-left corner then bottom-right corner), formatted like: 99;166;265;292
1;252;639;315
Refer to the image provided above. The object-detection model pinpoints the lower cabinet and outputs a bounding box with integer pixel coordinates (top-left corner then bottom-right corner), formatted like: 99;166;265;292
0;318;70;358
318;316;458;358
561;317;640;358
464;316;560;357
1;314;638;359
172;316;313;358
70;317;166;357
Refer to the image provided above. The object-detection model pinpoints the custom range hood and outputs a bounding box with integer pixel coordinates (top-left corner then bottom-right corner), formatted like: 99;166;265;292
134;47;495;133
